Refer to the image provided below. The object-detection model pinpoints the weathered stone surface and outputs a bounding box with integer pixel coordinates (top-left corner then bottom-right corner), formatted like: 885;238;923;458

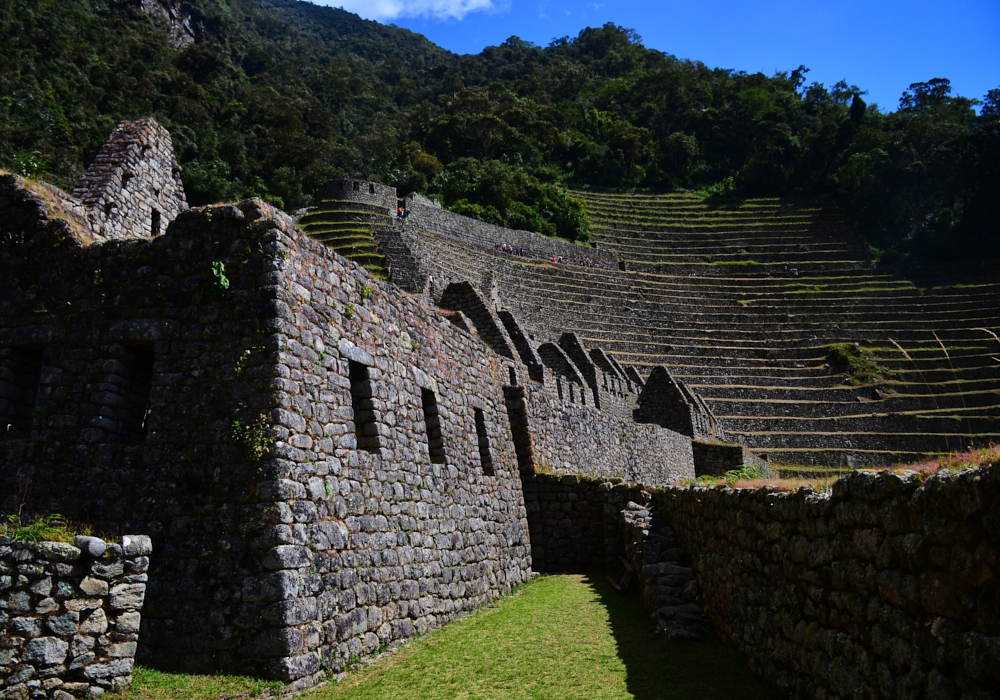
78;578;108;598
22;637;69;665
108;584;145;611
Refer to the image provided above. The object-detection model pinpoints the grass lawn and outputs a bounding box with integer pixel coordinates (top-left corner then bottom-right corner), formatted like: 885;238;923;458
125;573;773;700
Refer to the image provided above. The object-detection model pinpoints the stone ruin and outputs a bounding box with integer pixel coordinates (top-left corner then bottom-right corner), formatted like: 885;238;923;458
72;118;187;242
0;121;721;689
5;122;994;700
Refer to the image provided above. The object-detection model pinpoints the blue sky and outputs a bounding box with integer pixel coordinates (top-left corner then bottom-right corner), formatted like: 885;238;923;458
317;0;999;111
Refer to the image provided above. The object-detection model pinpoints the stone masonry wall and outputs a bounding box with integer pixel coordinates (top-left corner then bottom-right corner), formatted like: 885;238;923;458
657;466;1000;699
521;474;648;572
72;119;186;241
318;180;397;212
404;199;618;271
255;198;532;687
521;387;694;487
1;535;151;699
618;503;706;641
692;441;753;477
1;170;533;688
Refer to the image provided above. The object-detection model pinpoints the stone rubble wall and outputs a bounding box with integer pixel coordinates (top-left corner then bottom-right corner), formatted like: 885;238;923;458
72;119;186;242
657;466;1000;699
0;536;151;700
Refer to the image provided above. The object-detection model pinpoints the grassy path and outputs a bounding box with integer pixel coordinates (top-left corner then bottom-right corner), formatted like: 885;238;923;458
127;574;773;700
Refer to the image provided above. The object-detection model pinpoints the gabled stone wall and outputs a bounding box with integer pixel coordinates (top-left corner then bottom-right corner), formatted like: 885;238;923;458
72;119;186;242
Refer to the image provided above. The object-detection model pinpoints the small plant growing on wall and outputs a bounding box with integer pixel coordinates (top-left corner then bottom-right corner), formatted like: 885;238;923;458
212;261;230;297
231;413;273;462
344;303;356;319
359;282;374;300
234;348;251;377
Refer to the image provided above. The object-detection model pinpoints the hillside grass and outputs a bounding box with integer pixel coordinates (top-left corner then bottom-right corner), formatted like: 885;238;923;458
123;574;773;700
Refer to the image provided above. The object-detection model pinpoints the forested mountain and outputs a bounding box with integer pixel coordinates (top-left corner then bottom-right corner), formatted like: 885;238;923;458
2;0;997;255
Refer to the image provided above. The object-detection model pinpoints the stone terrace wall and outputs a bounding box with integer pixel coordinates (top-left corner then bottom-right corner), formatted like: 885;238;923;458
403;199;618;271
658;467;1000;699
72;119;186;241
521;474;648;572
0;535;151;699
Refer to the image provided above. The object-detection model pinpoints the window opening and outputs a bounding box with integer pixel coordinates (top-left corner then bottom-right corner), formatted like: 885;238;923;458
0;348;43;436
151;209;161;236
474;408;494;476
368;183;375;194
508;367;517;386
349;360;380;452
353;181;360;192
421;388;445;464
121;172;132;189
104;202;113;218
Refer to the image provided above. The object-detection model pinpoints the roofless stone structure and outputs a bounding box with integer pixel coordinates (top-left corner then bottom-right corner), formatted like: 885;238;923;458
0;121;719;686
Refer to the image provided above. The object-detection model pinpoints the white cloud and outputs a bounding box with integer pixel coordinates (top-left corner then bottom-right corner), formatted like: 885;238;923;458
322;0;502;21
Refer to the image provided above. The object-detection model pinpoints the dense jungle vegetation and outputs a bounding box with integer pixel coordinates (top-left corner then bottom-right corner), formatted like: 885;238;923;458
1;0;997;254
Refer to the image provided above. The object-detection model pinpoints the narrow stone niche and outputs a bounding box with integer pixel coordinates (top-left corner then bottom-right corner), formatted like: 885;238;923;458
422;388;446;464
0;347;43;436
349;360;380;452
94;344;154;442
120;344;155;442
474;408;494;476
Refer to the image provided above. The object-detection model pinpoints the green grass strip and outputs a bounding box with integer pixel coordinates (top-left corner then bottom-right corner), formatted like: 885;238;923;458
125;574;772;700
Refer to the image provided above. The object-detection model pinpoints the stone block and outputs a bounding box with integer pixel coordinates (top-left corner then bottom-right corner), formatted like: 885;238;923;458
79;577;108;597
23;637;70;665
109;584;146;611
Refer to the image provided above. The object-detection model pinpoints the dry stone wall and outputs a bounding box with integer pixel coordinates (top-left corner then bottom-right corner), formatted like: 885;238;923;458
520;388;693;486
657;467;1000;699
619;503;707;641
0;535;151;699
254;201;533;687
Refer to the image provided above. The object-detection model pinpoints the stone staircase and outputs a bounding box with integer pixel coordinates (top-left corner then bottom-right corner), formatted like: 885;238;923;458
298;199;391;279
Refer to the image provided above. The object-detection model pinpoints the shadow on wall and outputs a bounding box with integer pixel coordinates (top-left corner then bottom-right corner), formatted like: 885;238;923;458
585;573;776;700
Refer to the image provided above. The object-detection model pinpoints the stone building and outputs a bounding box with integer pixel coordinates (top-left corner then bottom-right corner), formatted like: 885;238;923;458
0;121;718;685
